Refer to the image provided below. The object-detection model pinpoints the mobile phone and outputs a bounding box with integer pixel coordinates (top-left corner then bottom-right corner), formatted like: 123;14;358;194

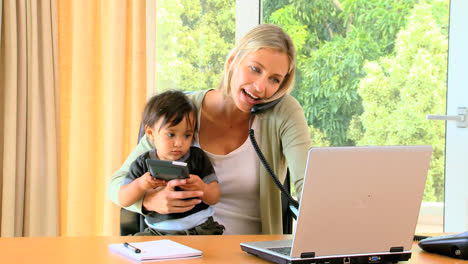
145;159;190;181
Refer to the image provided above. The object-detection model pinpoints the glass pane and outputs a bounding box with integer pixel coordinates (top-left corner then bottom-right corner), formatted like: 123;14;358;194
155;0;235;92
263;0;449;233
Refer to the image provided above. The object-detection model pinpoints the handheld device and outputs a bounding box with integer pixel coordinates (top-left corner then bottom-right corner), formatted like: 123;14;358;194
418;231;468;260
145;159;189;181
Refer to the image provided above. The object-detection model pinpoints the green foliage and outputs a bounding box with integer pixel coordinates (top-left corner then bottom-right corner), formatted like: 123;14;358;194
309;126;331;147
341;0;417;54
155;0;235;92
155;0;449;202
267;5;311;65
349;1;448;201
267;0;420;146
262;0;290;23
265;0;448;201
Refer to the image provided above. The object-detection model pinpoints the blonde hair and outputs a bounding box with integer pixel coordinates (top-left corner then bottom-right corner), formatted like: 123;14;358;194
219;24;296;102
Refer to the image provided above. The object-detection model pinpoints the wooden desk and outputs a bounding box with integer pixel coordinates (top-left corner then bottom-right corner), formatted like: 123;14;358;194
0;235;465;263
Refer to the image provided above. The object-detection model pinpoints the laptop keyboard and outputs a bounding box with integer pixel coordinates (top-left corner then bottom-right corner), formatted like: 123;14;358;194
268;246;292;256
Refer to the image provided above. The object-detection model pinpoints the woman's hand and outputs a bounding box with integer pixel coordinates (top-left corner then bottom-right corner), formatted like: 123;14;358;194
142;179;203;214
180;174;220;205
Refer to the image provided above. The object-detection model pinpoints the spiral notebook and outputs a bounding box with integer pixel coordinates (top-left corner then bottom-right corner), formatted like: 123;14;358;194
109;239;202;262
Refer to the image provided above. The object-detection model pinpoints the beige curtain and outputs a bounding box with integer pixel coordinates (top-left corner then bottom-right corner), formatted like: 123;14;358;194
0;1;59;236
0;0;2;50
58;0;147;236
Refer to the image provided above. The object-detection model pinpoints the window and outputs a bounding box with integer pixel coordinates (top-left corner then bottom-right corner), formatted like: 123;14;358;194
149;0;467;232
261;0;457;232
151;0;235;94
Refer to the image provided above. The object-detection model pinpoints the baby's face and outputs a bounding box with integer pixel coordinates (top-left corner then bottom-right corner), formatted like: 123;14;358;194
150;114;195;161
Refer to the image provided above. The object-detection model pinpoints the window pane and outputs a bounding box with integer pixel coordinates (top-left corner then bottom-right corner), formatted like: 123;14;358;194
155;0;235;92
263;0;449;232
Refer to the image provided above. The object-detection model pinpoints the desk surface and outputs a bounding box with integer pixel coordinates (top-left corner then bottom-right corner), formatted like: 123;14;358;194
0;235;465;264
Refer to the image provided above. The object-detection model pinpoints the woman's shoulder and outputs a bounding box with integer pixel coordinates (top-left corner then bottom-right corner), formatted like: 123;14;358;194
280;94;302;107
186;90;211;106
256;94;306;128
271;94;303;116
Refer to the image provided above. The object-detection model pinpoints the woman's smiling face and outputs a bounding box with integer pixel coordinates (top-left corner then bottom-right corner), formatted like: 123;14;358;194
229;48;289;113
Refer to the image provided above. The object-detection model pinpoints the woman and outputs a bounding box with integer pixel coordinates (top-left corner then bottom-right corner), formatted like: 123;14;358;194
108;24;312;234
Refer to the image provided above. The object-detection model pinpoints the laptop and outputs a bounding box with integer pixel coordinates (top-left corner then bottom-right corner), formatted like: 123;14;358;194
241;145;432;264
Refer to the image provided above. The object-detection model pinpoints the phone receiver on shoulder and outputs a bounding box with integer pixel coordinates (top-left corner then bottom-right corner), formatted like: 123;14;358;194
250;96;284;115
248;94;300;210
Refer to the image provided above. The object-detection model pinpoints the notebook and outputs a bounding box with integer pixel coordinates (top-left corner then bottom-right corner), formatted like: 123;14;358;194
241;145;432;264
109;239;202;262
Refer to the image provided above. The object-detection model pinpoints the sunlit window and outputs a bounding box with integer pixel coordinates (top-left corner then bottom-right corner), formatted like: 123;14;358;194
263;0;449;232
152;0;451;233
154;0;235;92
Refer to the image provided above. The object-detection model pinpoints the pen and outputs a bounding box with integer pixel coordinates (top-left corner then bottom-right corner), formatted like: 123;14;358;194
123;242;141;253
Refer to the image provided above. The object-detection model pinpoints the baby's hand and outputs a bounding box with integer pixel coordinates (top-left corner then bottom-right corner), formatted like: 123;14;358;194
138;172;167;190
179;174;206;192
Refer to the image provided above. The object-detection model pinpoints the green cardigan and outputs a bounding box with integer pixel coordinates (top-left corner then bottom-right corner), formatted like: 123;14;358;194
107;90;312;234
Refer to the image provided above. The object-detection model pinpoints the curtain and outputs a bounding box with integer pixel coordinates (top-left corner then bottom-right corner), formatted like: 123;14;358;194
0;0;2;50
57;0;147;236
0;1;59;236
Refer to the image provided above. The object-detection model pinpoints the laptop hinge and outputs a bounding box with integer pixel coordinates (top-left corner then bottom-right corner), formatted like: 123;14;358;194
300;252;315;258
390;246;404;252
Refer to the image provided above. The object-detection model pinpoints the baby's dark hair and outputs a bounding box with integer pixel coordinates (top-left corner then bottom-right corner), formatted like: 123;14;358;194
142;90;198;132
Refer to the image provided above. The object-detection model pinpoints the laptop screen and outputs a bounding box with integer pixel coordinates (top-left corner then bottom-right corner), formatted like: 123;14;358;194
291;145;432;257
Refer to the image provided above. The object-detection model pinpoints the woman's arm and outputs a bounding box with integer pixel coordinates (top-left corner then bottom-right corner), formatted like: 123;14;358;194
262;95;312;202
107;135;154;213
279;97;312;201
108;134;205;214
179;175;220;205
141;181;203;214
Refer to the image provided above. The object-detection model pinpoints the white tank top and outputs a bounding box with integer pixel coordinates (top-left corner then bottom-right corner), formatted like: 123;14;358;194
197;120;261;234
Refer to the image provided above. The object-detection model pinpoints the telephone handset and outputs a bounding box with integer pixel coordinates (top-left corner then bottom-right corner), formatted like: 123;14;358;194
418;231;468;259
250;96;284;115
249;95;300;210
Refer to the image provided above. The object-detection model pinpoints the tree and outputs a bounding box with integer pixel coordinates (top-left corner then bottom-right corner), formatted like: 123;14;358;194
265;0;449;201
155;0;235;92
154;0;449;201
349;1;448;201
266;0;420;145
